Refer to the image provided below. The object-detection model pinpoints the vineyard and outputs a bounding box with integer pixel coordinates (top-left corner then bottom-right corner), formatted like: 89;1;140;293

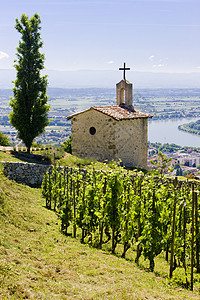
42;165;200;291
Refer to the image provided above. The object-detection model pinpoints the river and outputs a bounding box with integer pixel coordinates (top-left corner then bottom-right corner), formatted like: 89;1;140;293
148;117;200;147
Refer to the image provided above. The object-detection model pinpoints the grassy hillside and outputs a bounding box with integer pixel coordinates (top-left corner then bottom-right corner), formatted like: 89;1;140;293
0;147;125;172
0;165;200;299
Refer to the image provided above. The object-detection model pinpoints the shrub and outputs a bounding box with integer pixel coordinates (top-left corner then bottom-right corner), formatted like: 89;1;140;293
63;135;72;154
0;131;11;146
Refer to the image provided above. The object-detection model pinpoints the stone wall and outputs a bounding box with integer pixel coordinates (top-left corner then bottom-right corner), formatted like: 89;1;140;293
2;162;52;187
115;118;148;169
71;109;116;161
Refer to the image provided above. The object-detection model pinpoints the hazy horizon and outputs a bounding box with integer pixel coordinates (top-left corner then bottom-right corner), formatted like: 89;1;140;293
1;68;200;90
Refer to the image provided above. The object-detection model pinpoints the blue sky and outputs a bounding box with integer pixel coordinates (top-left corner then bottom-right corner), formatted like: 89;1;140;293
1;0;200;73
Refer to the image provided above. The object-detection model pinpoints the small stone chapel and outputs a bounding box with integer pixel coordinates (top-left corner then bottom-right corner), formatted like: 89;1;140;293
67;63;152;169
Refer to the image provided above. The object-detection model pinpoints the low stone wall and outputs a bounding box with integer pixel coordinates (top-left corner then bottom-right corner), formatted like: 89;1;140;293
2;162;52;187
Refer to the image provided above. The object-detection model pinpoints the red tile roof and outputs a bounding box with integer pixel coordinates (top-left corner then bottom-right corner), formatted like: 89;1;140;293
67;104;152;121
93;105;152;120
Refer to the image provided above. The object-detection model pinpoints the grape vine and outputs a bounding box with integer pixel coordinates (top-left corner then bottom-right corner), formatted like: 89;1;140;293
41;165;200;290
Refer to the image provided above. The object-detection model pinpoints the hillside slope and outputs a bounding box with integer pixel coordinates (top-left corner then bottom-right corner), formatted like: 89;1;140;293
0;166;199;299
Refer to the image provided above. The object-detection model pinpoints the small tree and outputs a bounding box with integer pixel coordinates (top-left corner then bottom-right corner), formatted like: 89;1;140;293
0;132;11;146
9;13;50;153
63;135;72;154
150;151;173;177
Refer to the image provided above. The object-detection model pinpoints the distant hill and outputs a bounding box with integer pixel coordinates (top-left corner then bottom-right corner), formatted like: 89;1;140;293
47;70;200;89
1;68;200;89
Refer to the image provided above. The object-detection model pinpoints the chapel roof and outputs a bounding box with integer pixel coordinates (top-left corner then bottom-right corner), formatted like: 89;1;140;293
93;105;152;120
67;104;152;121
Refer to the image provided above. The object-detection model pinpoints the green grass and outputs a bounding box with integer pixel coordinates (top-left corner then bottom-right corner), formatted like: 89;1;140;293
0;149;22;162
0;148;126;172
0;165;200;299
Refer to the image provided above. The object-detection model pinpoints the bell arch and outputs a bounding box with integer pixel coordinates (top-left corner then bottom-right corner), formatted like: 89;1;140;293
116;80;133;107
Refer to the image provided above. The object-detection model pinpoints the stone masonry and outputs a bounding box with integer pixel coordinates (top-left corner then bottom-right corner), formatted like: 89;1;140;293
2;162;52;187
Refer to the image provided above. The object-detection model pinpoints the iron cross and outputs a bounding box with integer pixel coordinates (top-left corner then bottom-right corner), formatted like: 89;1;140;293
119;62;130;80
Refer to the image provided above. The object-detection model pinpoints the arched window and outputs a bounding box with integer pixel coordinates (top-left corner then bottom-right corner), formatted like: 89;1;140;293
120;88;125;104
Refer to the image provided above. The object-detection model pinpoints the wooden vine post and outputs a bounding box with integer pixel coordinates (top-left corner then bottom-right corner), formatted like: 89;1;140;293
63;167;69;235
81;179;86;244
122;185;130;258
135;178;142;265
182;195;188;288
169;177;177;278
53;166;57;211
99;177;107;249
73;180;76;238
111;175;118;254
66;167;69;199
48;168;52;209
59;169;62;206
191;184;195;291
194;189;200;273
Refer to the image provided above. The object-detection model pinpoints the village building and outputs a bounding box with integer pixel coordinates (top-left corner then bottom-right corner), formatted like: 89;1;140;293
177;153;200;167
67;63;152;169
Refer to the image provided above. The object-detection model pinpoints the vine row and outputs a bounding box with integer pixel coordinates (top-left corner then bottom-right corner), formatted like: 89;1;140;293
41;166;200;290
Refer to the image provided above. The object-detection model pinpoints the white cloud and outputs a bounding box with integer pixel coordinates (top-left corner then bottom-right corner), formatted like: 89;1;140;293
107;60;114;64
149;55;155;61
0;51;9;59
153;64;165;68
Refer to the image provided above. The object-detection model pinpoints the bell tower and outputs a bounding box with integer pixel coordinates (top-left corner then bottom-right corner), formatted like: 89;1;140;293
116;62;133;108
